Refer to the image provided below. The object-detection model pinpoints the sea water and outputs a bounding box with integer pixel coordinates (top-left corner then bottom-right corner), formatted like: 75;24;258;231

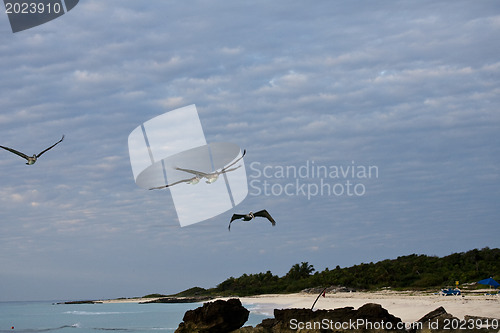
0;301;271;333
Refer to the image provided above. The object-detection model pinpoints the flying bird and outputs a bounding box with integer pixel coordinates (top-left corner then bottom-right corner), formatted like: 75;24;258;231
150;149;246;190
0;135;64;165
228;209;276;231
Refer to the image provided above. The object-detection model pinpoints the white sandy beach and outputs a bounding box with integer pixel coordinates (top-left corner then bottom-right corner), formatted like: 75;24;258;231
97;290;500;323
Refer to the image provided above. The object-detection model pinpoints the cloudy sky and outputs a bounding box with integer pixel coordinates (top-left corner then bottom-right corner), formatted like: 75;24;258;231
0;1;499;301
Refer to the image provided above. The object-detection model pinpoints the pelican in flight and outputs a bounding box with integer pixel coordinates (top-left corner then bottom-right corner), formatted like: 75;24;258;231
228;210;276;231
149;149;246;190
0;135;64;165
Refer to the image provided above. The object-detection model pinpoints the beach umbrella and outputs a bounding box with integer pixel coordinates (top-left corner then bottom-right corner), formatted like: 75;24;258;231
477;278;500;289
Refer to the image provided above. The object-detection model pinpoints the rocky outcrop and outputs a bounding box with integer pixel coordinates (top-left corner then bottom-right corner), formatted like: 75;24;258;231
177;300;499;333
140;296;213;303
235;303;405;332
60;300;97;304
410;306;498;333
175;298;249;333
235;304;499;333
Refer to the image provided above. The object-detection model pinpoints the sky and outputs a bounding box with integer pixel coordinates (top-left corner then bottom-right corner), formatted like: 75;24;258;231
0;1;499;302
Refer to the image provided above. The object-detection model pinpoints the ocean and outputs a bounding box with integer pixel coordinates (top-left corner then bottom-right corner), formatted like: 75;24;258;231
0;301;271;333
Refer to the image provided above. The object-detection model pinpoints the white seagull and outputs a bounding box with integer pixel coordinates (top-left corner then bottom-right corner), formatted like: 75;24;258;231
0;135;64;165
228;210;276;231
149;149;246;190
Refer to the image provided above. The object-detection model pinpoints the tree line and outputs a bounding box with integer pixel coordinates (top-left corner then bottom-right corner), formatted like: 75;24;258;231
173;247;499;297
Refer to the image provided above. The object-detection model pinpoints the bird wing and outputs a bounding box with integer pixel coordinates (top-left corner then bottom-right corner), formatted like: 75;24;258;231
228;214;246;230
149;177;197;190
0;145;30;161
175;167;210;177
36;135;64;158
149;185;167;190
176;149;246;178
254;210;276;226
219;165;241;174
230;214;246;222
220;149;246;173
228;214;245;231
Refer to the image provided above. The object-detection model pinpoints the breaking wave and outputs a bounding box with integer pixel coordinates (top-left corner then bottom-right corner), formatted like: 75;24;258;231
63;311;137;316
0;324;79;333
244;303;275;317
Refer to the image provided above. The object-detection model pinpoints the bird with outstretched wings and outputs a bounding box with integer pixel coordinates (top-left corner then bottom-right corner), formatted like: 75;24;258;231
149;149;246;190
0;135;65;165
228;209;276;230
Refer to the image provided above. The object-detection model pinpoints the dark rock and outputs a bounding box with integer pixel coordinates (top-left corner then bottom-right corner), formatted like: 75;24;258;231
235;303;405;332
407;306;454;333
464;315;500;331
235;327;260;333
140;296;213;304
411;307;498;333
257;318;277;330
415;306;448;324
464;315;500;322
175;298;249;333
355;303;401;323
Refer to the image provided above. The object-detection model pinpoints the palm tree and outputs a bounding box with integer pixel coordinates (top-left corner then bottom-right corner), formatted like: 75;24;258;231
286;262;315;280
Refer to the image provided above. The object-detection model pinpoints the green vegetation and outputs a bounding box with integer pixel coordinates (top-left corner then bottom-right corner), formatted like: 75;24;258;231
168;247;499;297
143;293;168;298
173;287;208;297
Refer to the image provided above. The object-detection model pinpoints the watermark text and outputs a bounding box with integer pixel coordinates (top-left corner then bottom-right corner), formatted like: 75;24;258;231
249;160;379;199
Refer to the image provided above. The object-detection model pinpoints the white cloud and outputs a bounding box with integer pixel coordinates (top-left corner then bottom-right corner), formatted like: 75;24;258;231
0;0;498;301
219;47;243;55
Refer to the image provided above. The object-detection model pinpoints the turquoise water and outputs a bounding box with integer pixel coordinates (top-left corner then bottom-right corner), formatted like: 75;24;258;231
0;301;271;333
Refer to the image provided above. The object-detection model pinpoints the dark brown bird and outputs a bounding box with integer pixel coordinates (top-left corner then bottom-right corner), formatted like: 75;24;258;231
228;210;276;231
0;135;64;165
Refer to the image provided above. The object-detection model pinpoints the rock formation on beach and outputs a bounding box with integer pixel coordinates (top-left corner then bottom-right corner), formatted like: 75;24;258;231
176;299;499;333
409;306;498;333
175;298;249;333
139;296;213;304
235;303;406;333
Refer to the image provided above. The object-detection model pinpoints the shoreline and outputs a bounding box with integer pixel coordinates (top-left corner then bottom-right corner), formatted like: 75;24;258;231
85;290;499;323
